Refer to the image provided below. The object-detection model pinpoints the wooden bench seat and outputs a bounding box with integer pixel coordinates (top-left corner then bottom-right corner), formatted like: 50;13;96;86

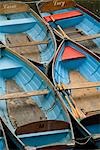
58;82;100;90
74;34;100;42
0;89;49;100
0;18;36;26
8;40;48;48
44;10;83;22
15;120;70;135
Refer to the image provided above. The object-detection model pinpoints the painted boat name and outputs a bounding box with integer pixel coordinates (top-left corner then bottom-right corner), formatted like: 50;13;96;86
3;4;17;9
53;0;65;7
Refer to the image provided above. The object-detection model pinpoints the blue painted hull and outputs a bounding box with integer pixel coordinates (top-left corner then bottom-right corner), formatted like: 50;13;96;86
38;0;100;55
52;39;100;148
0;46;74;149
0;2;56;72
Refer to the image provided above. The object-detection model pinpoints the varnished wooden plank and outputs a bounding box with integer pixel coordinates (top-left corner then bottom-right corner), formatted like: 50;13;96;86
39;0;76;12
0;89;49;100
15;120;70;135
8;40;48;48
58;82;100;90
0;2;30;14
74;34;100;42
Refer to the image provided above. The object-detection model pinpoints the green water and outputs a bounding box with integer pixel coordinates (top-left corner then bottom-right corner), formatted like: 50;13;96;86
75;0;100;17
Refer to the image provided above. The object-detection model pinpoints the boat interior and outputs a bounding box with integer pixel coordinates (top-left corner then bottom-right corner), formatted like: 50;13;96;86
81;114;100;137
40;1;100;54
0;4;55;64
53;40;100;118
0;47;73;147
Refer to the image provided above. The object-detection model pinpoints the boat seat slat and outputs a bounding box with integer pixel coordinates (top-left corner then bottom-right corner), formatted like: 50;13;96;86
8;40;48;48
58;82;100;90
0;18;36;26
0;89;49;100
15;120;70;135
44;10;83;22
74;34;100;42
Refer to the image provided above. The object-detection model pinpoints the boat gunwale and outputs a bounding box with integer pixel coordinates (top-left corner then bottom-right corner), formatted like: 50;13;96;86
1;45;75;146
37;0;100;22
52;39;100;146
52;38;99;85
0;1;57;66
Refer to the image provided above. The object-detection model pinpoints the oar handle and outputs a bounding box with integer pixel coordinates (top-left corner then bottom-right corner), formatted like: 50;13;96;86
65;95;79;119
69;94;86;119
62;89;86;119
50;16;70;39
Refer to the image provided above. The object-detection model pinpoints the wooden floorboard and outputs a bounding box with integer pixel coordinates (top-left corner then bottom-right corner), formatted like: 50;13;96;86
6;33;40;62
63;27;100;55
68;71;100;115
6;80;46;128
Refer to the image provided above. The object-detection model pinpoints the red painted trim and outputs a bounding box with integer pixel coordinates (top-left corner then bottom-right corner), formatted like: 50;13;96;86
44;10;83;22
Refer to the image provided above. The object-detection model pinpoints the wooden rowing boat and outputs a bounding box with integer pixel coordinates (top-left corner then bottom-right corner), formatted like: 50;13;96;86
0;1;56;73
37;0;100;55
0;46;75;149
52;39;100;148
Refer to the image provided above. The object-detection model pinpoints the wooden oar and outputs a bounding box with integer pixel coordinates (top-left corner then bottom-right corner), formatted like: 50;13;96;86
68;94;86;119
50;16;70;39
65;95;80;119
58;84;86;119
50;15;100;43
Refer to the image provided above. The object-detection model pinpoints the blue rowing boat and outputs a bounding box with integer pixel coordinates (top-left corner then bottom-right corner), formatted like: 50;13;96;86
0;45;75;149
52;39;100;148
37;0;100;55
0;1;56;73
